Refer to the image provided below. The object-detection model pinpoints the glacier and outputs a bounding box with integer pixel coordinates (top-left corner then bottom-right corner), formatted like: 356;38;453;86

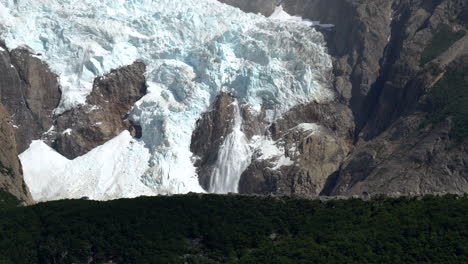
1;0;333;201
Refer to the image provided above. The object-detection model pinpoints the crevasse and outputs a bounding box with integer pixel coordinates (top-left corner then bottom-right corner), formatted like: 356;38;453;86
2;0;334;200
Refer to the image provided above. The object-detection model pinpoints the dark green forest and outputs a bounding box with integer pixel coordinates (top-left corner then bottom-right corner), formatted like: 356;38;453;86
0;194;467;264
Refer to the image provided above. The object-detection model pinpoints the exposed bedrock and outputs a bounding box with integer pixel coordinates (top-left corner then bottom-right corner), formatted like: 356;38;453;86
191;93;237;190
0;43;61;153
330;112;468;196
191;89;356;195
219;0;393;128
220;0;468;196
0;104;33;204
239;123;352;196
328;55;468;196
191;92;268;191
239;102;355;196
0;40;148;160
52;61;147;159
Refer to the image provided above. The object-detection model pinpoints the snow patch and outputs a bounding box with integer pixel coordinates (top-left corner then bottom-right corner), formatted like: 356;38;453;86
20;131;157;201
251;136;293;170
273;156;294;170
45;125;55;135
62;128;72;135
270;5;314;26
270;6;335;29
293;123;323;135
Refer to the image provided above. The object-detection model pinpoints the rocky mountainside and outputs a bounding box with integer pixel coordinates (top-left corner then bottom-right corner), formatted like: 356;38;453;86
0;105;32;204
0;0;466;201
0;42;61;153
0;41;148;201
51;61;147;159
214;0;468;196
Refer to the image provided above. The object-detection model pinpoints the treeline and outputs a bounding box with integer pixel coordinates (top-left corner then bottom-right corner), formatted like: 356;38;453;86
0;194;466;263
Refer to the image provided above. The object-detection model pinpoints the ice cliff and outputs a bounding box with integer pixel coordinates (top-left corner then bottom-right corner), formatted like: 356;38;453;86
1;0;333;200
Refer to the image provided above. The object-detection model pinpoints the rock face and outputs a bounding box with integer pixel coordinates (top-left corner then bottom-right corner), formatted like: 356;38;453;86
281;0;393;128
239;124;351;196
52;62;147;159
0;104;33;204
220;0;468;196
0;43;61;153
333;0;468;195
191;93;238;190
360;0;468;139
329;114;468;196
239;102;355;196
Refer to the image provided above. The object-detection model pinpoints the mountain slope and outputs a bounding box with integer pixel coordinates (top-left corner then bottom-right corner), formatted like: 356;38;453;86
221;0;468;196
1;0;334;200
0;0;466;201
0;104;32;204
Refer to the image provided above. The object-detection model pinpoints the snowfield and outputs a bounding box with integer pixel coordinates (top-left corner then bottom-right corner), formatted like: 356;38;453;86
2;0;333;201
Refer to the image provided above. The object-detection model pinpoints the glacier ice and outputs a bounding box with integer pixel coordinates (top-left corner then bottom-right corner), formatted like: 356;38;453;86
2;0;334;200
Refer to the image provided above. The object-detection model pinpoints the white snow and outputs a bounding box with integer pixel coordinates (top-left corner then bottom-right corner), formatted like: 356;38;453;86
19;131;160;201
62;128;72;135
7;0;334;200
273;156;294;170
270;6;335;29
251;136;293;169
269;5;315;26
248;123;325;171
44;125;55;135
294;123;323;135
252;136;284;160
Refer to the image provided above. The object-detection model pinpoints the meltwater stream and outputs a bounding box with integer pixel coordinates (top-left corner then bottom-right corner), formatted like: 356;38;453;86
209;101;252;194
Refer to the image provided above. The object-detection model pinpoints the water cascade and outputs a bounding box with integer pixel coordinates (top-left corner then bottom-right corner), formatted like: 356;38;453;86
209;101;252;193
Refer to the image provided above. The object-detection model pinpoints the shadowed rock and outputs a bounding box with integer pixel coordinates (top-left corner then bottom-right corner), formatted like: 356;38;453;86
190;93;238;190
0;104;33;204
52;62;147;159
0;44;61;153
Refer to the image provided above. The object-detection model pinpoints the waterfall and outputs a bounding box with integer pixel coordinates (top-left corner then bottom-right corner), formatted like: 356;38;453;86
209;101;252;194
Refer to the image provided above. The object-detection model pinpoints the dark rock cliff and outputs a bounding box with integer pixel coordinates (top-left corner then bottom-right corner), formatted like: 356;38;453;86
0;42;147;201
217;0;468;196
191;93;238;190
52;62;147;159
0;104;33;204
0;43;61;153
